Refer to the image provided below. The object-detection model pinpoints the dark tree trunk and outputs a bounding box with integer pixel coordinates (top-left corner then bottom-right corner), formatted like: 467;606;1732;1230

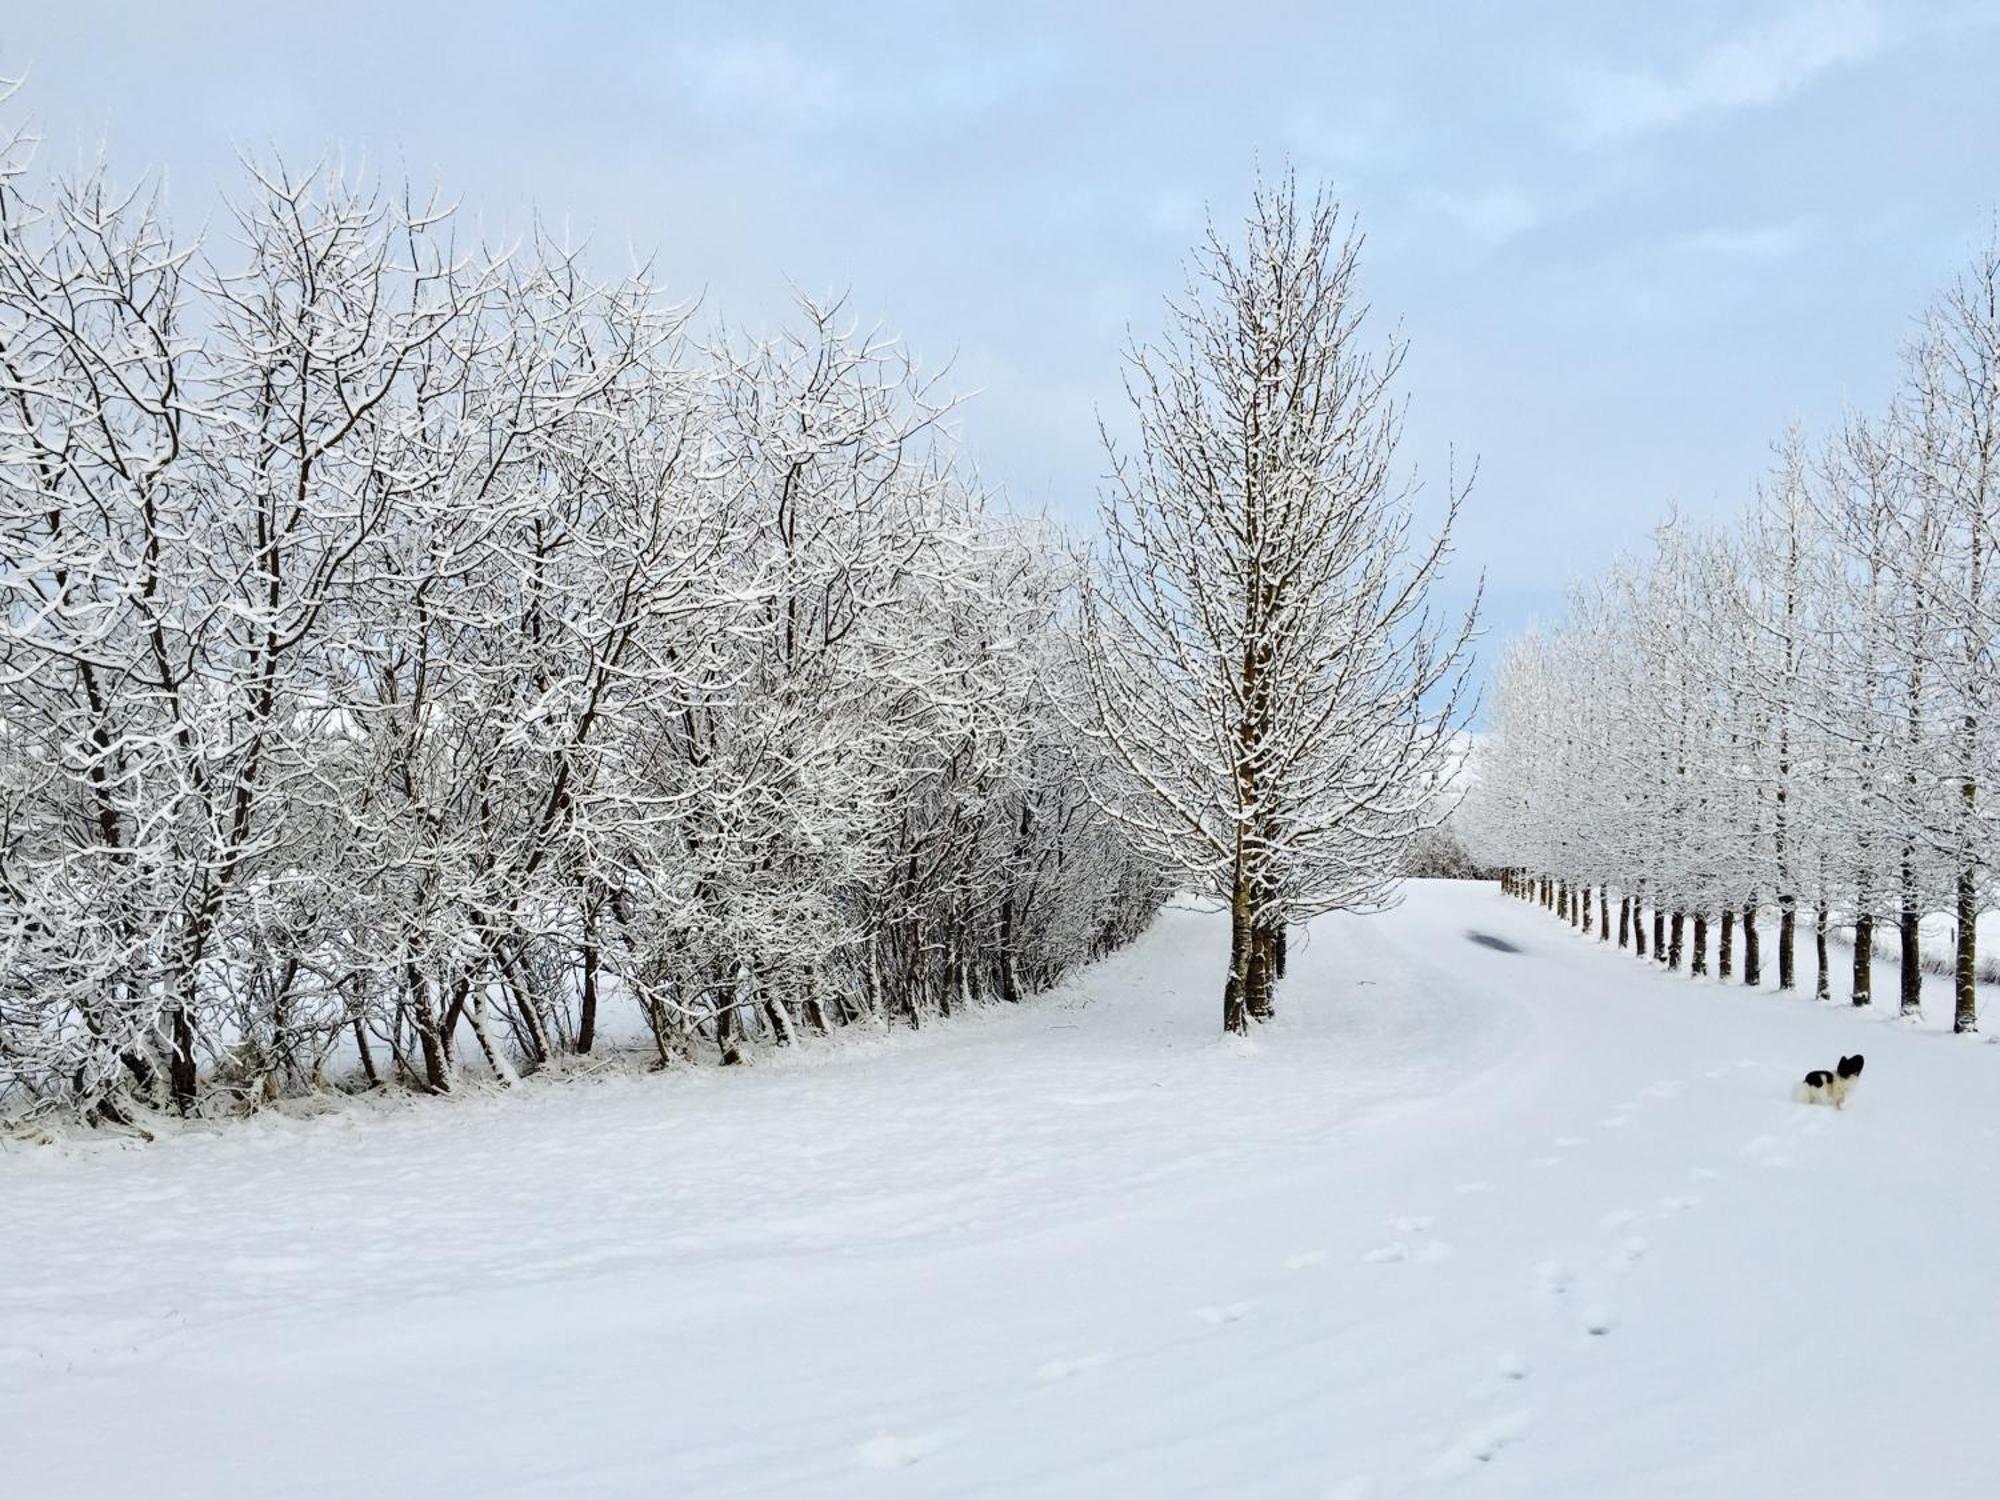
577;925;600;1056
1274;923;1289;979
1599;887;1610;941
1634;896;1647;957
1814;905;1830;1001
1668;910;1685;971
1955;866;1979;1034
1557;882;1569;923
1581;885;1593;935
1246;920;1276;1022
1653;908;1666;964
1777;898;1796;991
1899;877;1922;1017
1742;900;1761;987
1692;914;1709;977
1618;895;1631;950
1223;870;1251;1036
1719;908;1734;980
1851;911;1873;1007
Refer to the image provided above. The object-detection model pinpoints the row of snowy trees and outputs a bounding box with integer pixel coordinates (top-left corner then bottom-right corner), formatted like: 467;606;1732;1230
1463;242;2000;1033
0;126;1161;1121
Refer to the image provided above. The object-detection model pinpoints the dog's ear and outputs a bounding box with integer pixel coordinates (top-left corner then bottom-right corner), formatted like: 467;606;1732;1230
1839;1054;1864;1077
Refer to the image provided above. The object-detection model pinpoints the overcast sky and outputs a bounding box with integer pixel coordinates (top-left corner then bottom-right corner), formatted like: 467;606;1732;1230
8;1;2000;709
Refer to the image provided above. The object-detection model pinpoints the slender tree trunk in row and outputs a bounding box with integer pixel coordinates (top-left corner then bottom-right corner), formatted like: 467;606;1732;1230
1742;900;1761;987
1653;908;1666;965
1692;914;1709;977
1223;863;1251;1036
1634;896;1648;957
1814;905;1830;1001
1618;896;1631;950
1582;886;1593;935
1599;887;1611;942
1851;910;1873;1007
1572;885;1582;928
1954;865;1979;1034
1558;882;1569;922
1668;911;1685;971
1899;865;1923;1017
1246;919;1277;1022
1777;897;1797;991
1719;908;1734;980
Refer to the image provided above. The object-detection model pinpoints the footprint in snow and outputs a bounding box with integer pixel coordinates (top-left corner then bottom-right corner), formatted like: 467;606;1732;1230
857;1432;951;1470
1035;1354;1109;1382
1554;1135;1587;1149
1599;1208;1639;1232
1658;1194;1700;1214
1192;1302;1255;1326
1497;1350;1531;1381
1607;1236;1649;1271
1534;1259;1574;1297
1427;1410;1532;1476
1284;1250;1330;1271
1363;1242;1411;1264
1582;1305;1618;1336
1389;1215;1435;1233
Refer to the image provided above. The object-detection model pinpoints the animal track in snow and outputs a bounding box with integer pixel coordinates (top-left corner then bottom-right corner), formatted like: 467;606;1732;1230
1363;1243;1411;1264
1581;1305;1618;1336
1428;1410;1532;1475
857;1432;950;1469
1598;1208;1639;1232
1283;1249;1329;1270
1192;1301;1255;1326
1496;1350;1531;1381
1607;1236;1649;1271
1658;1193;1701;1214
1534;1259;1574;1297
1554;1135;1587;1149
1389;1215;1434;1233
1035;1354;1108;1382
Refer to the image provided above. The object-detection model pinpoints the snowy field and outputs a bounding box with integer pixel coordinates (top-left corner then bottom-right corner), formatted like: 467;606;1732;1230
5;879;1999;1499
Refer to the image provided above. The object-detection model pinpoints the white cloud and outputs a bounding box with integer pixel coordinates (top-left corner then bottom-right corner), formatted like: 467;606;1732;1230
1419;185;1542;251
1561;0;1889;145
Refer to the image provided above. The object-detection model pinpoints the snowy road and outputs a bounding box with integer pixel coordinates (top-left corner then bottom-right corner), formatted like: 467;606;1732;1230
5;880;1999;1498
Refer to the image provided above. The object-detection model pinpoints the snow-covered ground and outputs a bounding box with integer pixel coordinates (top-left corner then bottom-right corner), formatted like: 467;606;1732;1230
6;880;1998;1498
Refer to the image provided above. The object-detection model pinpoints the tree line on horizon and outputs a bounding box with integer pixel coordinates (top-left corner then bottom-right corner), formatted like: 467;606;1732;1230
1463;242;2000;1032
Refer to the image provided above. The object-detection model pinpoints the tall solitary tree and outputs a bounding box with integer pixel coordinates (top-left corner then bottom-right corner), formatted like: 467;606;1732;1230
1080;171;1476;1034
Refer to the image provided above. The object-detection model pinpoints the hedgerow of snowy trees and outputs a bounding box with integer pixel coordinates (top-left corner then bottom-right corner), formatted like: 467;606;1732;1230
0;117;1172;1124
1463;240;2000;1034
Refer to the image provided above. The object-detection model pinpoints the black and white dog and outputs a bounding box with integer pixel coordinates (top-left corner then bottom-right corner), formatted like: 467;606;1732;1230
1792;1053;1864;1109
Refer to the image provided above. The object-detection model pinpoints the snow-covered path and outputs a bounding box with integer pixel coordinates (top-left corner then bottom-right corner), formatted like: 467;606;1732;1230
6;880;1998;1498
